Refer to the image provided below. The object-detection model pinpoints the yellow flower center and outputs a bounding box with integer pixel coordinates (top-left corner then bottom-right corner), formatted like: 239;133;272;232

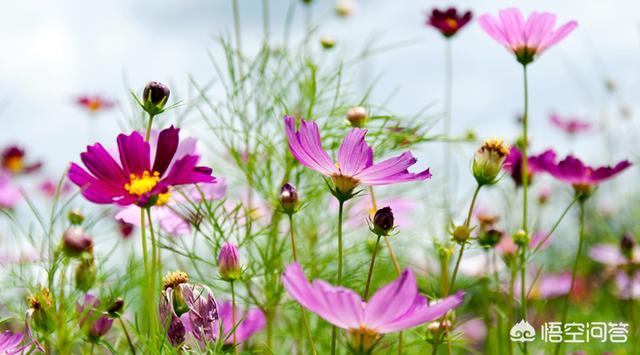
446;18;458;28
156;189;171;206
124;171;160;196
348;325;382;353
331;163;359;193
87;99;102;112
4;156;24;173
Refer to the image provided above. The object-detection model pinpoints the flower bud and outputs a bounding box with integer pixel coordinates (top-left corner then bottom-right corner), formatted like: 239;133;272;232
75;256;97;292
451;225;471;243
62;227;93;258
218;243;241;281
118;219;134;239
335;0;355;18
472;138;509;186
163;271;190;316
346;106;367;128
68;209;85;225
427;320;452;334
107;298;125;317
478;228;503;248
142;81;170;116
621;233;635;260
513;229;530;247
371;207;394;236
27;288;55;334
320;36;336;49
279;183;300;215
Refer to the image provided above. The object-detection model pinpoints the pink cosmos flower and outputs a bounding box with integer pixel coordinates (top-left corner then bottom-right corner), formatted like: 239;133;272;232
284;116;431;197
534;150;631;188
549;113;592;134
282;262;463;353
478;8;577;65
214;301;266;345
39;179;71;199
503;147;554;187
590;244;639;267
0;174;21;208
68;126;215;207
0;330;32;354
75;95;115;113
514;271;573;300
1;145;42;175
615;272;640;300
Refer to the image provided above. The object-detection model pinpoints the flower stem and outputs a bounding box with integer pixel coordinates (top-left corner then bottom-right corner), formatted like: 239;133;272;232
448;183;481;293
331;199;345;355
139;209;152;339
554;200;586;355
231;281;239;355
118;317;137;355
443;38;453;224
519;63;530;355
144;114;154;141
288;214;298;262
531;196;579;254
364;236;381;300
146;208;160;290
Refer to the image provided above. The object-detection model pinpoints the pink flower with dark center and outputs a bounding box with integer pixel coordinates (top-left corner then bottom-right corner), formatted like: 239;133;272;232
68;126;215;207
549;113;592;134
282;262;464;353
284;116;431;198
426;7;472;38
478;8;577;65
1;145;42;175
75;95;115;113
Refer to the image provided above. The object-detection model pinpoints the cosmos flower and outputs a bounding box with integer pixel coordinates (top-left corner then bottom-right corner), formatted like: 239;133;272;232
76;294;114;340
68;126;215;207
514;271;575;300
281;262;464;353
478;8;577;65
39;179;71;199
549;113;592;134
1;146;42;175
284;116;431;198
212;301;266;345
614;272;640;300
502;147;556;187
534;150;631;189
426;7;472;38
0;174;21;209
0;330;35;354
75;95;115;113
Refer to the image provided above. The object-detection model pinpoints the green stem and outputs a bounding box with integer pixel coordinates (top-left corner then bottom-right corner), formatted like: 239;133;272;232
531;196;579;254
443;39;453;224
144;114;154;141
448;184;481;293
147;208;160;291
288;214;298;262
520;64;530;355
554;200;586;355
232;0;244;84
139;209;152;339
364;236;381;300
231;281;238;355
118;317;137;355
331;199;345;355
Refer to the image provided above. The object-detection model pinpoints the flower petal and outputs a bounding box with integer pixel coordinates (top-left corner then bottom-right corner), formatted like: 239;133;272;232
284;116;337;176
337;128;373;176
364;269;418;329
377;291;464;333
117;131;151;176
152;126;180;175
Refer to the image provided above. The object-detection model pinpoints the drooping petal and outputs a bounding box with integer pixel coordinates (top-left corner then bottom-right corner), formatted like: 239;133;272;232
356;151;431;185
377;291;464;333
363;269;419;329
284;116;337;176
589;244;627;266
336;128;373;176
590;160;632;184
152;126;180;175
117;131;151;176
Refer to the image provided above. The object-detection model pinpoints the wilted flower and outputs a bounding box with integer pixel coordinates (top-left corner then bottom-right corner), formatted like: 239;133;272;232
218;243;241;281
142;81;171;116
549;113;592;134
371;206;394;236
426;7;472;38
0;174;20;209
478;228;503;248
478;8;577;65
118;219;134;239
62;227;93;257
472;138;510;186
1;145;42;175
346;106;367;128
26;288;54;334
68;126;215;208
282;262;464;353
284;116;431;199
76;294;114;340
212;301;266;345
75;95;115;113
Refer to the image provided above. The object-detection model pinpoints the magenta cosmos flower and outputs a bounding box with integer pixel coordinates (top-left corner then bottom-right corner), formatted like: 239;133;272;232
284;116;431;199
549;113;592;134
282;262;464;353
75;95;115;114
478;8;577;65
68;126;215;207
502;146;554;186
1;145;42;175
426;7;472;38
535;150;631;191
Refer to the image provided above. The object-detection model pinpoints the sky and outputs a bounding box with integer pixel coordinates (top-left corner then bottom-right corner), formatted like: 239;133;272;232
0;0;638;178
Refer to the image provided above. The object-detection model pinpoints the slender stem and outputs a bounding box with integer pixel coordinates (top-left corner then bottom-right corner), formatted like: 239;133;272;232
364;236;381;299
144;114;154;141
507;267;516;355
448;184;481;293
231;281;239;355
147;208;158;292
231;0;243;83
554;200;586;355
262;0;270;45
519;64;530;355
531;196;579;254
331;199;345;355
288;214;298;262
443;38;453;224
384;236;401;275
519;244;527;318
139;209;151;338
118;317;137;355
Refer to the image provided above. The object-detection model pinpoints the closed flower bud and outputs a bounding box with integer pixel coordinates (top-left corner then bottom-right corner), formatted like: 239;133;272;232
346;106;367;128
320;36;336;49
371;207;394;236
142;81;170;116
163;271;190;316
27;288;55;334
513;229;529;247
107;298;125;317
335;1;355;18
279;183;300;215
68;209;85;225
478;228;503;248
451;225;471;243
75;256;97;292
472;138;509;186
62;227;93;257
218;243;241;281
621;233;635;260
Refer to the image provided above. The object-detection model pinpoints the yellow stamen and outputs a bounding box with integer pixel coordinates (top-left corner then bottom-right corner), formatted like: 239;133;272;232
446;18;458;28
124;171;160;196
4;156;24;173
156;189;171;206
87;99;102;112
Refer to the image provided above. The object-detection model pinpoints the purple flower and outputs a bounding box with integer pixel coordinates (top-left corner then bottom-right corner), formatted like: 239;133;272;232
284;116;431;196
214;301;266;345
426;7;472;38
514;271;573;300
535;150;632;187
68;126;215;207
615;272;640;300
76;294;114;340
502;147;554;186
0;174;21;209
282;262;464;353
478;8;577;65
0;330;28;354
218;243;241;281
1;145;42;175
590;243;639;267
549;113;592;134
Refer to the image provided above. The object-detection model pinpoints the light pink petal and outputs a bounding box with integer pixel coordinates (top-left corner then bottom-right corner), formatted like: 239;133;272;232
498;7;526;48
589;244;626;266
478;14;510;48
115;205;143;226
538;20;578;53
364;269;418;329
356;151;431;185
377;291;464;333
284;117;337;176
157;208;191;236
336;128;373;176
525;12;556;49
